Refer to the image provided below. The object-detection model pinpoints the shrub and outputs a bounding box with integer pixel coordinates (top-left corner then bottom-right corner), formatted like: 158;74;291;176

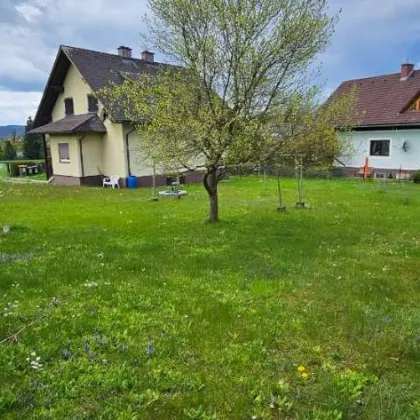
411;171;420;184
7;161;44;177
9;162;19;177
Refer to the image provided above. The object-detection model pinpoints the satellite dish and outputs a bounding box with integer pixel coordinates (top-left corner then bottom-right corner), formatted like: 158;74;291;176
402;141;410;152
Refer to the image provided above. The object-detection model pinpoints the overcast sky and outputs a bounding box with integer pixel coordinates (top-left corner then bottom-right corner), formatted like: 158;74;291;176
1;0;420;125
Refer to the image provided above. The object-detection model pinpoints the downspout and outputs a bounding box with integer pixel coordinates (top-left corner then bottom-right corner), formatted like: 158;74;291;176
125;127;136;177
78;134;86;179
41;134;49;180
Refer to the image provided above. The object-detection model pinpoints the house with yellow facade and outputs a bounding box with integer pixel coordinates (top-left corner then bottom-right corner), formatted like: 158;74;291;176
31;45;202;187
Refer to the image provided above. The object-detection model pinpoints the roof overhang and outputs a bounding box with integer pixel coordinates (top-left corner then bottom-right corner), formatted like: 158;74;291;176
30;114;107;135
351;122;420;131
33;47;72;129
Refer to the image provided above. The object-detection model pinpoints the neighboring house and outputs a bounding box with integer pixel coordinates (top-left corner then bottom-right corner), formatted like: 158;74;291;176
330;62;420;178
31;45;202;186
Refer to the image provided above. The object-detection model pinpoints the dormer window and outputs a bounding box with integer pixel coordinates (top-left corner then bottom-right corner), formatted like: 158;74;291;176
64;98;74;116
409;98;420;111
87;94;99;112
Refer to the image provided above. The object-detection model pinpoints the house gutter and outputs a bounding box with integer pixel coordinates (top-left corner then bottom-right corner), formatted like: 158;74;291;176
41;134;50;180
78;134;86;178
353;124;420;131
125;127;136;176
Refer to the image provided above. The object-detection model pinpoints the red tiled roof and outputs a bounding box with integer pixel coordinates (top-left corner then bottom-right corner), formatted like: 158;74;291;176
329;70;420;128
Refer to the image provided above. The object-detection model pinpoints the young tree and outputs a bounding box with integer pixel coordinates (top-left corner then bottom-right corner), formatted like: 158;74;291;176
104;0;338;222
23;117;44;159
3;141;17;160
255;86;360;168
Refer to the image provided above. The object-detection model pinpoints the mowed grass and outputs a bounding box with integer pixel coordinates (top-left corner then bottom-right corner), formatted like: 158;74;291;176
1;177;420;419
0;163;8;178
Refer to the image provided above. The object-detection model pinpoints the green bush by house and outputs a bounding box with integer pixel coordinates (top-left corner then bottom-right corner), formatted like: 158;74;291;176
411;170;420;183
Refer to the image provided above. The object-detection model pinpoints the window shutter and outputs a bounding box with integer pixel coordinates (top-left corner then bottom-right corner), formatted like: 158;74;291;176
88;95;99;112
58;143;70;161
64;98;74;116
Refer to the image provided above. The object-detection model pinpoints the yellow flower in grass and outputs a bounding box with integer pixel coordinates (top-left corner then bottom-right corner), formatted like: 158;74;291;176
301;372;309;380
297;365;306;373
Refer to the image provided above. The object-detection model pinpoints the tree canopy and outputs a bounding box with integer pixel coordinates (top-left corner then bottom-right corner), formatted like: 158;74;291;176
3;141;17;161
23;117;44;160
103;0;347;221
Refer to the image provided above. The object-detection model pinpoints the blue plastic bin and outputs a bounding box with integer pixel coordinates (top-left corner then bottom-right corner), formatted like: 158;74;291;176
127;175;137;189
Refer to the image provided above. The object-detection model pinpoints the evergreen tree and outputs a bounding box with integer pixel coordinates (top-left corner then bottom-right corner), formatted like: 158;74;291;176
23;117;44;159
3;141;17;160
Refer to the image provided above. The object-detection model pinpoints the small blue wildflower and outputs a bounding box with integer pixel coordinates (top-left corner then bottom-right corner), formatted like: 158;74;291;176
117;343;128;352
147;342;154;358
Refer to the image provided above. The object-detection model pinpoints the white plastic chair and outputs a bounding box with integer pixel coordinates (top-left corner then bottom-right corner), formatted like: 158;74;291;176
103;175;120;189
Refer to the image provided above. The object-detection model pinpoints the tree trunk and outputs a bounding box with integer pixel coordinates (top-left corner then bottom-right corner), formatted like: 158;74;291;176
203;167;219;222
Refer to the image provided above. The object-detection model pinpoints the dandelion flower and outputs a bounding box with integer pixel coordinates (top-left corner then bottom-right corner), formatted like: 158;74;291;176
301;372;309;380
297;365;306;373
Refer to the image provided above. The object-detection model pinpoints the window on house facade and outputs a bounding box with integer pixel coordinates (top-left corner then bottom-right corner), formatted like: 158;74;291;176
64;98;74;116
409;98;420;111
370;140;390;157
58;143;70;162
87;94;99;112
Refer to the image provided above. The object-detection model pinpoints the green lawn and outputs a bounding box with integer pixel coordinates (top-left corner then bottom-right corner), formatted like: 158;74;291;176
0;163;8;178
1;177;420;419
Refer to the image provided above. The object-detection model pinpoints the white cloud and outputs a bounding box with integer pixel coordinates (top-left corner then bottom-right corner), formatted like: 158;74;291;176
15;0;148;28
0;23;54;81
15;3;43;22
0;89;42;125
3;0;150;84
1;0;150;125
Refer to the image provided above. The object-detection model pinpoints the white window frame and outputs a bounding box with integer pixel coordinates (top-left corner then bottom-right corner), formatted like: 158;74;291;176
58;142;70;163
368;138;392;158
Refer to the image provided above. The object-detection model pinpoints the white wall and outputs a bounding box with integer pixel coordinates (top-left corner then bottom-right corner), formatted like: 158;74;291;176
125;125;207;177
339;129;420;170
126;129;156;176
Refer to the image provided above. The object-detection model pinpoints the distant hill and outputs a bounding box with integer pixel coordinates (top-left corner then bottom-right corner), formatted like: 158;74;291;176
0;125;25;139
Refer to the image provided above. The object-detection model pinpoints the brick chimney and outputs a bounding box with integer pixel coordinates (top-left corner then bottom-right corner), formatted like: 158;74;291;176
141;50;154;63
401;62;414;80
118;46;132;58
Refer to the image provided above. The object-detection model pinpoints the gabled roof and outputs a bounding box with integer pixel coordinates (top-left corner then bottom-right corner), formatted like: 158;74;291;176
328;70;420;128
33;45;176;128
30;114;106;134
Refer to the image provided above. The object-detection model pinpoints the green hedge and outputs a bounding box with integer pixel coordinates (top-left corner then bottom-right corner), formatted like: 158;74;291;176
411;171;420;184
3;161;45;177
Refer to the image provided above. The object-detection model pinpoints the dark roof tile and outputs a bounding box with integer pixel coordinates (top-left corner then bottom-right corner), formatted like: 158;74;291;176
33;45;178;127
30;114;106;134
